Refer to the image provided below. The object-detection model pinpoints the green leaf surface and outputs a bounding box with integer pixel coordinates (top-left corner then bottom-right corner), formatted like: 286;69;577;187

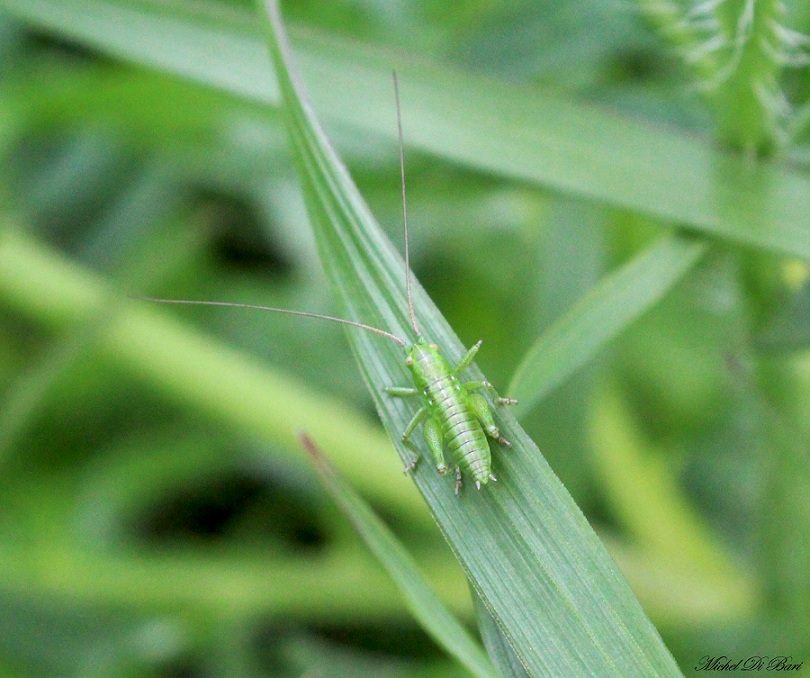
299;434;496;678
3;0;810;260
473;590;531;678
509;233;709;417
257;1;682;674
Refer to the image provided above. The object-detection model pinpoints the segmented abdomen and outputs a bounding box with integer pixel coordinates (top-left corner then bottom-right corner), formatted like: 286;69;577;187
426;374;491;482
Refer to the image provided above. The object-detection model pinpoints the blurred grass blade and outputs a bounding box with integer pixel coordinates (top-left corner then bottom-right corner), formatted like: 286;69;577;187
0;165;182;465
2;0;810;260
299;434;497;678
0;228;424;519
509;233;708;417
258;1;682;674
753;282;810;352
0;301;120;466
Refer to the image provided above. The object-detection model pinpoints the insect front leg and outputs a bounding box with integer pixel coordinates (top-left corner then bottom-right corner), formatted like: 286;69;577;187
455;342;518;406
454;340;483;375
467;392;512;447
387;384;424;471
385;386;420;398
464;380;518;406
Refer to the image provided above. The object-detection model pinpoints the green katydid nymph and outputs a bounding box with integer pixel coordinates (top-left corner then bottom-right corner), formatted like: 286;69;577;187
141;73;517;494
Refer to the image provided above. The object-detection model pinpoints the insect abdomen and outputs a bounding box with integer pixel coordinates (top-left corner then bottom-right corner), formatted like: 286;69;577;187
427;374;492;483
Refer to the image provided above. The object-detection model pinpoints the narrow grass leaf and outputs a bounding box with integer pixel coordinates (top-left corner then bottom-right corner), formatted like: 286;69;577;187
257;1;682;674
3;0;810;260
509;233;709;417
299;434;497;678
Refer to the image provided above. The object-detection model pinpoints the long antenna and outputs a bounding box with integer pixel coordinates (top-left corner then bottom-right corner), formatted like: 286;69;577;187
136;297;406;346
393;71;421;338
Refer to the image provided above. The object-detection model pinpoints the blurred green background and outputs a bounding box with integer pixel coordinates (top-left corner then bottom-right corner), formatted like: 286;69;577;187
1;0;810;675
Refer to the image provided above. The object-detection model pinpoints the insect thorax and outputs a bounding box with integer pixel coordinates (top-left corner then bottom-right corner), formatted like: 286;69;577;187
405;340;454;392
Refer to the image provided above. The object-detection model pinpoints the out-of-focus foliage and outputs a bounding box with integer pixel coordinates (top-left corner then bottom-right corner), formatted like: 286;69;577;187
0;0;809;675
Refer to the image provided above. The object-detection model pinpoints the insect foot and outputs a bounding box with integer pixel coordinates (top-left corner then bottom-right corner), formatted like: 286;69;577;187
403;458;418;475
497;397;518;406
454;468;463;495
483;422;512;448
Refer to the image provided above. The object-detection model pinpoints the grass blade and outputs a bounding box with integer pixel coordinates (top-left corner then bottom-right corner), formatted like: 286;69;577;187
299;434;497;678
473;590;531;678
2;0;810;259
509;233;709;417
257;1;682;674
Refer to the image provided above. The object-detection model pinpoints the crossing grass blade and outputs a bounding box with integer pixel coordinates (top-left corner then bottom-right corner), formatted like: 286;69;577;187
509;233;709;417
2;0;810;260
299;434;497;678
256;1;683;674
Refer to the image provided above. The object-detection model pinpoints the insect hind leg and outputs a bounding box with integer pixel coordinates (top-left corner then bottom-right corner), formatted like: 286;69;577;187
422;416;448;475
468;392;512;448
400;405;429;474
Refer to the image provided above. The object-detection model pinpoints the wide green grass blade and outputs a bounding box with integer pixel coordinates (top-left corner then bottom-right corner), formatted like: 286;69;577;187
258;1;682;674
509;233;709;417
3;0;810;260
299;434;497;678
473;591;531;678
